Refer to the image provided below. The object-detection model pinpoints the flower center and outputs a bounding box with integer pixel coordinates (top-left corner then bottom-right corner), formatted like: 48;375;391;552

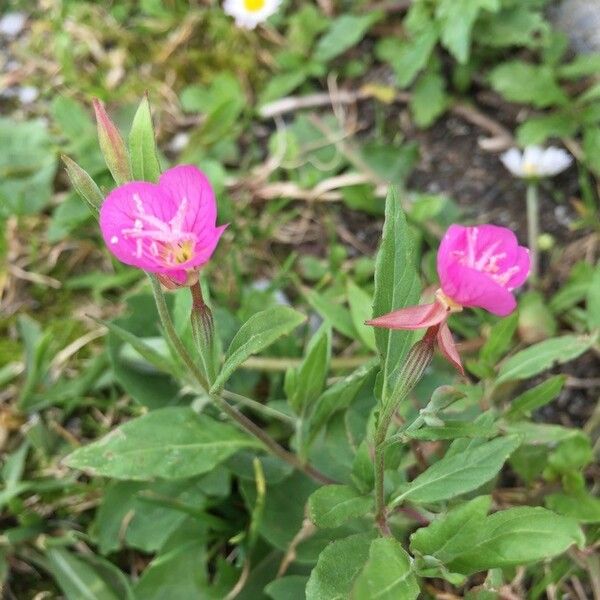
522;161;538;177
169;239;195;264
243;0;266;11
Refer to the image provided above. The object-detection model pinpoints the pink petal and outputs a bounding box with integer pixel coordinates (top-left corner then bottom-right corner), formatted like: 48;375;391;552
99;181;177;272
158;165;217;235
366;301;448;330
506;246;531;290
441;261;516;316
436;322;464;375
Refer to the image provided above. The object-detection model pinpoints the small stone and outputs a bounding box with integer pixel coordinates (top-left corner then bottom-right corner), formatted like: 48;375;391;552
18;86;39;104
0;12;26;37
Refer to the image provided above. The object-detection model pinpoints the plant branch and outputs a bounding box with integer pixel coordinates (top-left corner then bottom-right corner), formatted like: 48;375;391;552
372;333;435;535
526;183;540;283
149;275;334;485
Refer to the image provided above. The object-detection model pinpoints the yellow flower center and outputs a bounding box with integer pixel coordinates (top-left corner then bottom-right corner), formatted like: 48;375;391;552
243;0;266;11
165;240;194;265
435;289;463;313
522;161;538;177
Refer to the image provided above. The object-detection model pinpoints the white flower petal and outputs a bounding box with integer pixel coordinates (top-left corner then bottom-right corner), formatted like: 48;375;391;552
500;148;524;177
540;146;573;176
223;0;282;29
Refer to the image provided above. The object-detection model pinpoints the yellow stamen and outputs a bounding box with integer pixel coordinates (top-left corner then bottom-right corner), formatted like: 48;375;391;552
243;0;266;11
169;240;194;264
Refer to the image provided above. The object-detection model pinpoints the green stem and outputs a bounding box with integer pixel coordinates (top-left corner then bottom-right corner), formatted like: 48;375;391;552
149;275;334;485
526;183;539;283
222;389;295;425
372;333;435;535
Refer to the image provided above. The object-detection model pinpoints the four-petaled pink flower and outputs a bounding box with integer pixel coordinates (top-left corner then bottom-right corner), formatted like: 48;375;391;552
367;224;530;374
99;165;226;287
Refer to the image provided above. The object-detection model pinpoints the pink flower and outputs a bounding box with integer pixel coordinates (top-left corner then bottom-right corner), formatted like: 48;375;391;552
99;165;226;286
367;224;530;374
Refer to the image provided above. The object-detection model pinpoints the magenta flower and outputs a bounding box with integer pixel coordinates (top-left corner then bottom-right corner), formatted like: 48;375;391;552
99;165;226;286
367;224;530;373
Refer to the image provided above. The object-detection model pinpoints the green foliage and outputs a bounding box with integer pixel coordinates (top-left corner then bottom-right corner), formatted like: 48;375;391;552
308;484;372;529
4;2;600;598
65;408;261;480
496;334;595;384
412;500;583;577
393;436;520;505
211;306;306;391
129;95;161;182
353;537;419;599
0;118;57;216
372;187;420;397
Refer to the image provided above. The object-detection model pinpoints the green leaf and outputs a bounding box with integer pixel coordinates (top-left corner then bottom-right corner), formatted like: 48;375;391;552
45;548;121;600
442;507;583;575
474;5;548;48
372;187;420;397
303;287;356;339
517;111;579;146
65;407;260;480
436;0;500;63
306;360;377;447
0;118;57;216
587;262;600;330
287;325;331;414
314;13;382;63
133;533;208;600
584;127;600;177
62;156;104;215
505;375;566;420
211;306;306;392
411;495;492;560
376;30;438;88
558;54;600;79
308;484;372;529
549;262;595;313
489;61;568;108
265;575;309;600
480;311;518;365
546;491;600;523
346;280;376;351
496;335;594;385
352;537;419;600
412;499;583;576
306;533;374;600
410;70;448;127
393;436;520;505
409;421;497;441
99;319;176;376
129;95;161;183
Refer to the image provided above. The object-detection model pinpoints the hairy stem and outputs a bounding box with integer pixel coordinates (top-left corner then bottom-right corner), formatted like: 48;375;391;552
373;332;435;535
526;182;539;283
149;275;334;485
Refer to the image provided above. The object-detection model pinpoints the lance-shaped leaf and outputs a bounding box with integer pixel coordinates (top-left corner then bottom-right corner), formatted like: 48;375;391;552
65;407;261;480
129;95;161;183
211;306;306;392
62;155;104;215
93;99;132;185
372;187;421;397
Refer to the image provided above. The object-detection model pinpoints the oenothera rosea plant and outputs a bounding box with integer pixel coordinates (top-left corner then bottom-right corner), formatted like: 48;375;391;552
63;97;585;598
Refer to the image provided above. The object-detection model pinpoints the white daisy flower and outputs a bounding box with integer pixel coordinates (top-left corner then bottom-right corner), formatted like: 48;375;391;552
223;0;282;29
501;145;573;179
